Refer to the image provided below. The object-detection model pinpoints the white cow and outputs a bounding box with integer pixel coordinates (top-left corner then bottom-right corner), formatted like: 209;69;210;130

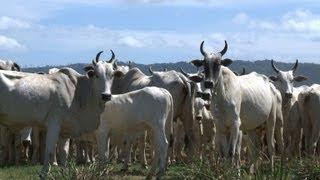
0;59;32;165
179;68;215;161
189;41;283;169
95;87;174;179
0;50;121;178
269;60;308;157
298;84;320;155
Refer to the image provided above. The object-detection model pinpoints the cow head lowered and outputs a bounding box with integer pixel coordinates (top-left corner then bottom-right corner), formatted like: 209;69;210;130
84;50;125;102
189;41;233;91
269;59;307;99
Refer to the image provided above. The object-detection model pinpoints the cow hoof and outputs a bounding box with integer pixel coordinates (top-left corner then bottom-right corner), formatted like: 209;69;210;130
120;167;128;172
39;172;47;180
142;164;148;169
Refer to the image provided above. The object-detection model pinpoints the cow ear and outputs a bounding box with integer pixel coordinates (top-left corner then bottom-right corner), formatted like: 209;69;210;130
269;76;278;81
83;65;94;72
86;70;96;78
114;70;124;78
189;75;203;83
294;75;308;82
221;58;233;66
190;59;203;67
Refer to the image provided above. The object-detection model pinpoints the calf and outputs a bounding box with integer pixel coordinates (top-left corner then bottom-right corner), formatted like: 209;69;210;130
95;87;174;179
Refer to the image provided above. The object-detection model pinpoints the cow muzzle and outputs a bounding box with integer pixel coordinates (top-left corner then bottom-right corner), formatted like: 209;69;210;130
204;81;214;89
196;115;202;121
101;93;112;102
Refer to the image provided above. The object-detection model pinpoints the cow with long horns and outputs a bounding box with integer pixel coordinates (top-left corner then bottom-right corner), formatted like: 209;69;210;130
188;41;283;169
0;50;120;179
269;60;308;157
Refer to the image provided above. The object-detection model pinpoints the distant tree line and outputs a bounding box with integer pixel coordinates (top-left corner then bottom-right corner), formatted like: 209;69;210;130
23;60;320;86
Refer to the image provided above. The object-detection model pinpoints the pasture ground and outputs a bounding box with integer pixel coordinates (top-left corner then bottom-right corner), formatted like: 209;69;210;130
1;157;320;179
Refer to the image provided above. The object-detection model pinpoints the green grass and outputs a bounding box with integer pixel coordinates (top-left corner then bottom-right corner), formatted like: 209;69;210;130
1;157;320;180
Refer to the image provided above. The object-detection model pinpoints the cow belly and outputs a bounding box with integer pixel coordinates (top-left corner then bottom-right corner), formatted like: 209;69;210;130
239;102;271;130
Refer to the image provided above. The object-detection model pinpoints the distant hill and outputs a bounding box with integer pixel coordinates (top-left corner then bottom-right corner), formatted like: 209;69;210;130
23;60;320;86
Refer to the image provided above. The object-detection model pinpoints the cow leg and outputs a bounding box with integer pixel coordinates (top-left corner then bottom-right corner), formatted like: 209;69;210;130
235;131;242;167
266;113;276;170
138;132;148;169
147;129;168;180
275;110;284;159
57;138;70;167
309;121;320;156
292;129;302;157
14;132;21;165
122;141;132;171
247;130;261;173
8;132;15;165
32;127;40;165
51;147;58;166
215;129;228;158
40;121;61;179
96;130;109;164
229;118;240;164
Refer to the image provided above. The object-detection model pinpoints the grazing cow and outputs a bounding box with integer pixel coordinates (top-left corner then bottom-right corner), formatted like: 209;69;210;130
269;60;308;157
95;87;174;179
188;41;283;168
298;84;320;155
0;50;119;178
112;66;197;157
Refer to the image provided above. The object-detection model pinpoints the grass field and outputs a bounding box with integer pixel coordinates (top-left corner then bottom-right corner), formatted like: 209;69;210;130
1;157;320;179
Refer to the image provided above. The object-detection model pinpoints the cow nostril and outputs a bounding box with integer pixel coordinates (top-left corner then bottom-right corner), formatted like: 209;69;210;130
101;93;112;101
196;116;202;121
202;93;211;101
285;93;293;98
204;81;214;89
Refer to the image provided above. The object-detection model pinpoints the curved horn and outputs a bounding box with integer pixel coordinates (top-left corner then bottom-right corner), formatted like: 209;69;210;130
200;41;207;57
271;59;280;73
13;62;20;71
149;66;154;75
95;51;103;63
219;40;228;56
92;59;97;66
291;59;298;73
180;67;189;77
108;50;116;63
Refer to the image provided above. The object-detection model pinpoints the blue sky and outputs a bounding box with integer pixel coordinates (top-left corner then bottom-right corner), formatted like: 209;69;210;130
0;0;319;67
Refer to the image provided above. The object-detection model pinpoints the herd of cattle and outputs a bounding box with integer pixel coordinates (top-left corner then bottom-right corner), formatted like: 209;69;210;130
0;41;319;179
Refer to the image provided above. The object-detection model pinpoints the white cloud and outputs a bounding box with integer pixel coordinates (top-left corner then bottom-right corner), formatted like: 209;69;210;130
282;9;320;33
118;36;143;48
0;35;23;50
0;16;30;30
232;13;249;25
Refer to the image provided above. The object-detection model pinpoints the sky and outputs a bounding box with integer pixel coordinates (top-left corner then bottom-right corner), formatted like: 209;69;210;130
0;0;319;67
